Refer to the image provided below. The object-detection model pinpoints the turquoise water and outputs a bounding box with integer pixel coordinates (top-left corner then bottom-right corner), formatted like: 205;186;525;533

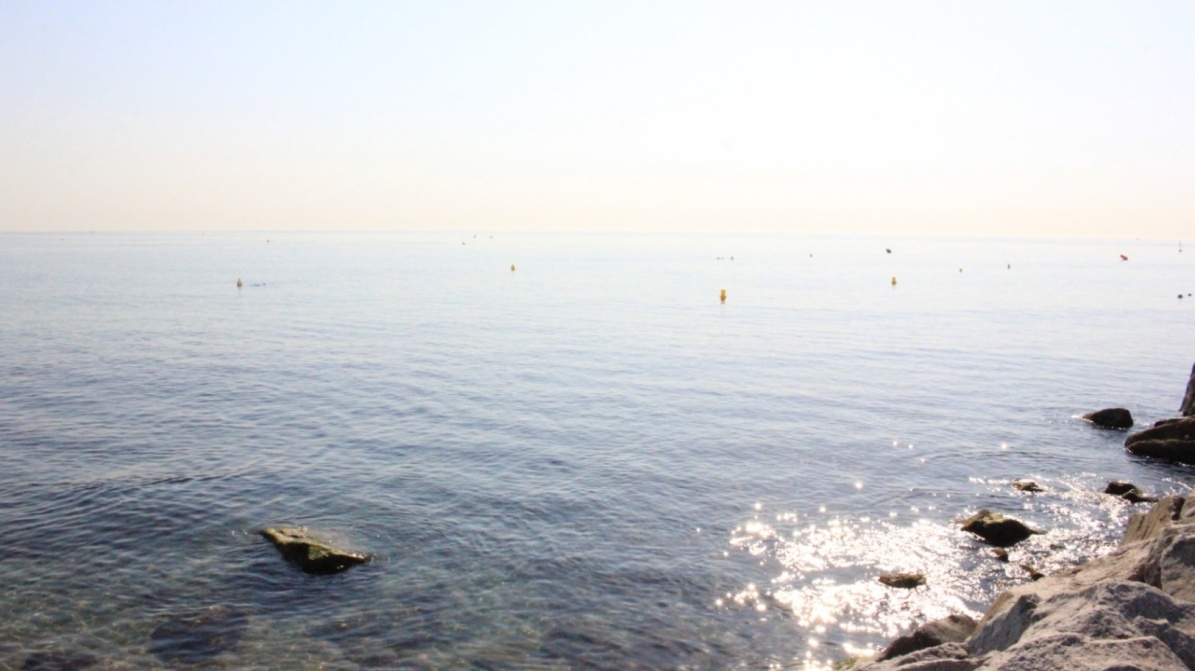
1;231;1193;670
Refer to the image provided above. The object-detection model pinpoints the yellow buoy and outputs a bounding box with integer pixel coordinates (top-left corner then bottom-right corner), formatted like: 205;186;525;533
720;289;727;303
891;276;897;286
511;264;516;272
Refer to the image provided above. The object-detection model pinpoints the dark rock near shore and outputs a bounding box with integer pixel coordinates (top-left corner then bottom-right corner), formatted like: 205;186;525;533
1105;481;1157;503
261;526;371;574
960;510;1039;547
1011;480;1043;493
1082;407;1134;429
878;572;925;589
878;614;977;661
992;548;1009;562
1182;362;1195;417
147;605;248;665
1125;417;1195;464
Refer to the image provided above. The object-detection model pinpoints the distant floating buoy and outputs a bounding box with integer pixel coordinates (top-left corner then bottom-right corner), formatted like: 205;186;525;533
511;264;516;272
891;276;897;286
958;268;963;273
1120;254;1128;261
236;278;243;288
886;248;891;254
720;289;727;303
730;256;734;261
1007;263;1011;269
1180;294;1184;299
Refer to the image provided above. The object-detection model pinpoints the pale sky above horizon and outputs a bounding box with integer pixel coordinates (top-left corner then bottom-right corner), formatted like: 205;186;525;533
1;1;1192;237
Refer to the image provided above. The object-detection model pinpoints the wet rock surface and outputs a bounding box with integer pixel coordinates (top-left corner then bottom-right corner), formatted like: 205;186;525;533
1125;417;1195;464
960;510;1038;547
1011;480;1043;493
1106;480;1157;503
147;605;248;665
261;526;371;575
1082;407;1134;429
878;572;926;589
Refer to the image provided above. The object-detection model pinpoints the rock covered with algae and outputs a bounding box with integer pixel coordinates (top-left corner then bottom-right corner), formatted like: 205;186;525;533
261;526;371;575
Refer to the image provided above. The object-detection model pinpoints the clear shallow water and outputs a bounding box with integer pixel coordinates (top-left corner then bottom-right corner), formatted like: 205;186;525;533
1;231;1193;670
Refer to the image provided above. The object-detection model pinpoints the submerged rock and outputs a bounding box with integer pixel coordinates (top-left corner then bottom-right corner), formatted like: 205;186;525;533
261;526;371;574
1125;418;1195;464
1082;407;1134;429
19;652;101;671
1011;480;1043;493
147;605;248;665
878;572;926;589
1105;481;1157;503
877;614;977;661
960;510;1039;547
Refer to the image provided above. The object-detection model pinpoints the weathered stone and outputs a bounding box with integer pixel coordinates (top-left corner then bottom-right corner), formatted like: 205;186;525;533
1082;407;1134;429
1106;481;1158;503
991;548;1009;563
878;614;978;661
1181;362;1195;417
1142;523;1195;603
960;510;1038;547
261;526;371;574
878;572;926;589
1124;496;1185;545
1011;480;1043;493
147;605;248;665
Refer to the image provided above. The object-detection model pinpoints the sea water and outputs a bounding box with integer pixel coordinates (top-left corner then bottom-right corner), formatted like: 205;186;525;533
1;231;1193;670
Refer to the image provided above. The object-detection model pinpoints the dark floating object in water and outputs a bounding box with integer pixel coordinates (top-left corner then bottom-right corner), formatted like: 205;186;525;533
1012;480;1044;493
236;278;243;288
960;509;1039;547
147;605;248;665
878;572;925;589
1082;407;1134;430
1104;481;1156;503
1120;254;1129;261
261;526;371;574
886;248;891;254
719;289;727;303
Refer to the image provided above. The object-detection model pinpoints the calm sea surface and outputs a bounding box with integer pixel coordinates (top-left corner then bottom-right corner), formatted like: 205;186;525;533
1;232;1193;670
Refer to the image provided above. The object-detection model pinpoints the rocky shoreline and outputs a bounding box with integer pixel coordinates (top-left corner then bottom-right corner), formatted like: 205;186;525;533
853;364;1195;671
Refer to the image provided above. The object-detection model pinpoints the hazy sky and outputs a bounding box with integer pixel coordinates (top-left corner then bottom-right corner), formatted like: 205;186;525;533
2;2;1192;236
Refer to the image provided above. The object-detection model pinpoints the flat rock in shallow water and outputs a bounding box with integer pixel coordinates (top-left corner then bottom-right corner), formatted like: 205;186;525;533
147;605;248;665
1082;407;1134;429
1011;480;1043;493
878;572;925;589
261;526;371;574
960;510;1038;547
1105;481;1156;503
